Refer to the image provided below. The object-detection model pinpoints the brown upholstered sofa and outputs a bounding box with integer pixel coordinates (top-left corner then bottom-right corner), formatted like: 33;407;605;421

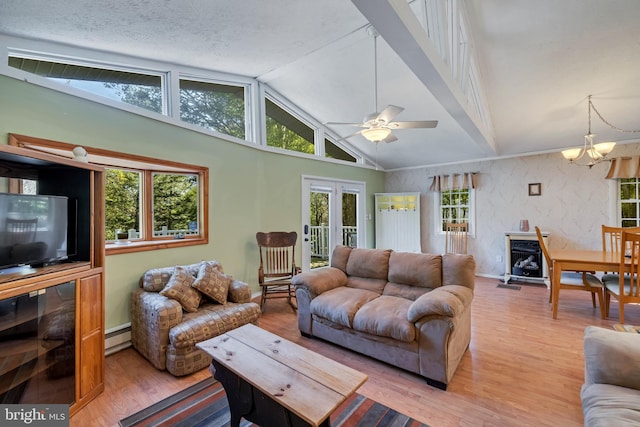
131;261;261;376
292;246;475;390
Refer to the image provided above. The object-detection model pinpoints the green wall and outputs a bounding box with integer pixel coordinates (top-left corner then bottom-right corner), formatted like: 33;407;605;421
0;74;385;329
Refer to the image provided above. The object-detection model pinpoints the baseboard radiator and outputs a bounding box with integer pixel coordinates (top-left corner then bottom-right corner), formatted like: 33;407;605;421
105;323;132;356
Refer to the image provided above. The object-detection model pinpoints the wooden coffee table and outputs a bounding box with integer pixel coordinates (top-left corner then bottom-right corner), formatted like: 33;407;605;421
196;324;368;427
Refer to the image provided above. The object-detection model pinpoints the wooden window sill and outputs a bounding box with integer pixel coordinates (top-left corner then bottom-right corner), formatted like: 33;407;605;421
106;237;207;255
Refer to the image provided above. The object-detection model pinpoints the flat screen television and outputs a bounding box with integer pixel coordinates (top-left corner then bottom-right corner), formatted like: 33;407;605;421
0;193;71;272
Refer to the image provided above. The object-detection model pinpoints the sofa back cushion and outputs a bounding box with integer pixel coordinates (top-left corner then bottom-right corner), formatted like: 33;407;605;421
345;248;391;280
442;253;476;289
330;245;353;272
388;252;442;288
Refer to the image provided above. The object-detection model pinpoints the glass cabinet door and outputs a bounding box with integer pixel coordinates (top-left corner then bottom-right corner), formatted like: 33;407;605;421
0;281;76;404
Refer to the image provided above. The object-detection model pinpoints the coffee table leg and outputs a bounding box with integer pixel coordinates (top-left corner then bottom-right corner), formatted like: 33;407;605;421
210;362;253;427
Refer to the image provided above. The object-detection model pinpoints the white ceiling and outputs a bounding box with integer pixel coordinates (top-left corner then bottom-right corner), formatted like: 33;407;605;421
1;0;639;170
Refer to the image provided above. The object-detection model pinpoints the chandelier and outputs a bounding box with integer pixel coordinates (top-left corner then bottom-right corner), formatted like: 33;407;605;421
562;95;640;167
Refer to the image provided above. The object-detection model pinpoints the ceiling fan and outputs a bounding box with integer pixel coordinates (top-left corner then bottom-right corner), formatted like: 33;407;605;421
325;26;438;144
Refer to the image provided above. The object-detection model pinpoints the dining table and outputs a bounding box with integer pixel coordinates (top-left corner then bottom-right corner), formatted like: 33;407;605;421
547;249;628;319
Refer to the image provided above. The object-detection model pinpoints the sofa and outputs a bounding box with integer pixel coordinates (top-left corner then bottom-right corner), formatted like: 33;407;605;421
131;260;261;376
292;246;475;390
582;326;640;426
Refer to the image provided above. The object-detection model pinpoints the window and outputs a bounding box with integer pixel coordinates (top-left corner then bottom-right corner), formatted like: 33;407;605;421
620;178;640;227
179;78;246;139
8;56;164;114
152;173;199;237
105;169;141;241
8;135;208;254
265;97;315;154
325;139;356;163
437;188;475;234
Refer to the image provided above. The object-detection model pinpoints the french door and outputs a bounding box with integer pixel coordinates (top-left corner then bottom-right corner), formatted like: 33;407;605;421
301;177;366;272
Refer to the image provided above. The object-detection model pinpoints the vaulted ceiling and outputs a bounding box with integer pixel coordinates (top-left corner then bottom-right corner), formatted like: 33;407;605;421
1;0;639;169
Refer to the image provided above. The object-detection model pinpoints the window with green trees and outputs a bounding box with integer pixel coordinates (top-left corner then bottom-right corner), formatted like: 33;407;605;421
620;178;640;227
152;173;199;237
265;97;315;154
9;136;208;254
179;79;246;138
438;188;474;233
105;169;141;241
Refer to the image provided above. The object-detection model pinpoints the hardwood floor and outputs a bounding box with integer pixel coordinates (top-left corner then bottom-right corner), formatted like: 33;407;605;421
71;276;640;427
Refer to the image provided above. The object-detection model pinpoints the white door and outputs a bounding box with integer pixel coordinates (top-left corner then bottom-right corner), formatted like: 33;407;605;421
301;177;365;272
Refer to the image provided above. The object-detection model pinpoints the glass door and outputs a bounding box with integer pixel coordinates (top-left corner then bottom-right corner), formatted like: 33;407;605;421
301;177;365;272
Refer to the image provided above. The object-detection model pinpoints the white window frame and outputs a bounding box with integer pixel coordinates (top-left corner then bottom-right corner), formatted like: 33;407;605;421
433;187;476;237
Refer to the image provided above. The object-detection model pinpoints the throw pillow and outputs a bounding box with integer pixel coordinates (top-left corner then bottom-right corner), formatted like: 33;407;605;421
192;261;231;305
159;266;201;312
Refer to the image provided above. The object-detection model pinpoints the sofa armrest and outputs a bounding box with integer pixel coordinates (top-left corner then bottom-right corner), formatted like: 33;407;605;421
292;267;347;299
228;279;252;303
584;326;640;390
407;285;473;322
130;289;183;370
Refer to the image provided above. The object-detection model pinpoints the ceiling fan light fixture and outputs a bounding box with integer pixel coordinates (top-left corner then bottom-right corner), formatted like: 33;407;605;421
361;127;391;142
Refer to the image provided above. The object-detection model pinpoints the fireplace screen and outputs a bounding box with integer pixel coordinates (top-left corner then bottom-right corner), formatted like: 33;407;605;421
510;240;543;278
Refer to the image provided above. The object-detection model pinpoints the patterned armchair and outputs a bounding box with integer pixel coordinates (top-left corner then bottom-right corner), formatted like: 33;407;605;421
130;261;261;376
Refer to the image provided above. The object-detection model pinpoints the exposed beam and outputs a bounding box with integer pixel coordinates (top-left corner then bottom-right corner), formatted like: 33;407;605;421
352;0;496;155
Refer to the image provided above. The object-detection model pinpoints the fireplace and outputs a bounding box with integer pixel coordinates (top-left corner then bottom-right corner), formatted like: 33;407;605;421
504;231;549;286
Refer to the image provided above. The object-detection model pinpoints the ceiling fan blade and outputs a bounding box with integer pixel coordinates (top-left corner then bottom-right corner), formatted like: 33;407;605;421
382;133;398;143
324;121;363;127
388;120;438;129
335;130;364;143
376;105;404;124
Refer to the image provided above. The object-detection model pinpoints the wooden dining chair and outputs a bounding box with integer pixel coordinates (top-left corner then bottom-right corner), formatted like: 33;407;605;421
256;231;299;312
535;226;605;319
445;222;468;254
604;230;640;324
600;225;640;289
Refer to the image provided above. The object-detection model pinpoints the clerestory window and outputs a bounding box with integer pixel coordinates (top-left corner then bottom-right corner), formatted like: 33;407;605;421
8;56;165;114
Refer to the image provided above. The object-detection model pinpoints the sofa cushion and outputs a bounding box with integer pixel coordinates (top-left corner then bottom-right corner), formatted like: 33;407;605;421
160;266;202;312
442;254;475;289
352;296;415;342
581;383;640;427
192;261;231;305
169;301;261;349
388;252;442;288
383;283;431;301
346;248;391;280
331;245;353;272
310;287;379;328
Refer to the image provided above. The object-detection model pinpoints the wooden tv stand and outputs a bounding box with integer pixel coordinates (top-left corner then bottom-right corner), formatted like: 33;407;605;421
0;138;105;416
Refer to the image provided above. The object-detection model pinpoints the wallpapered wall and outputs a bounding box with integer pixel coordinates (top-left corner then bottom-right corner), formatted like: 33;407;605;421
385;142;640;278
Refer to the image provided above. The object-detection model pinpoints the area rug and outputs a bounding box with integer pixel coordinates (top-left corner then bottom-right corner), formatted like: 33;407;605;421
119;377;429;427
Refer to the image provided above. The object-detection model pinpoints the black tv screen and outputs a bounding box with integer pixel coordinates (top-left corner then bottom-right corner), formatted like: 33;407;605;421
0;193;69;271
